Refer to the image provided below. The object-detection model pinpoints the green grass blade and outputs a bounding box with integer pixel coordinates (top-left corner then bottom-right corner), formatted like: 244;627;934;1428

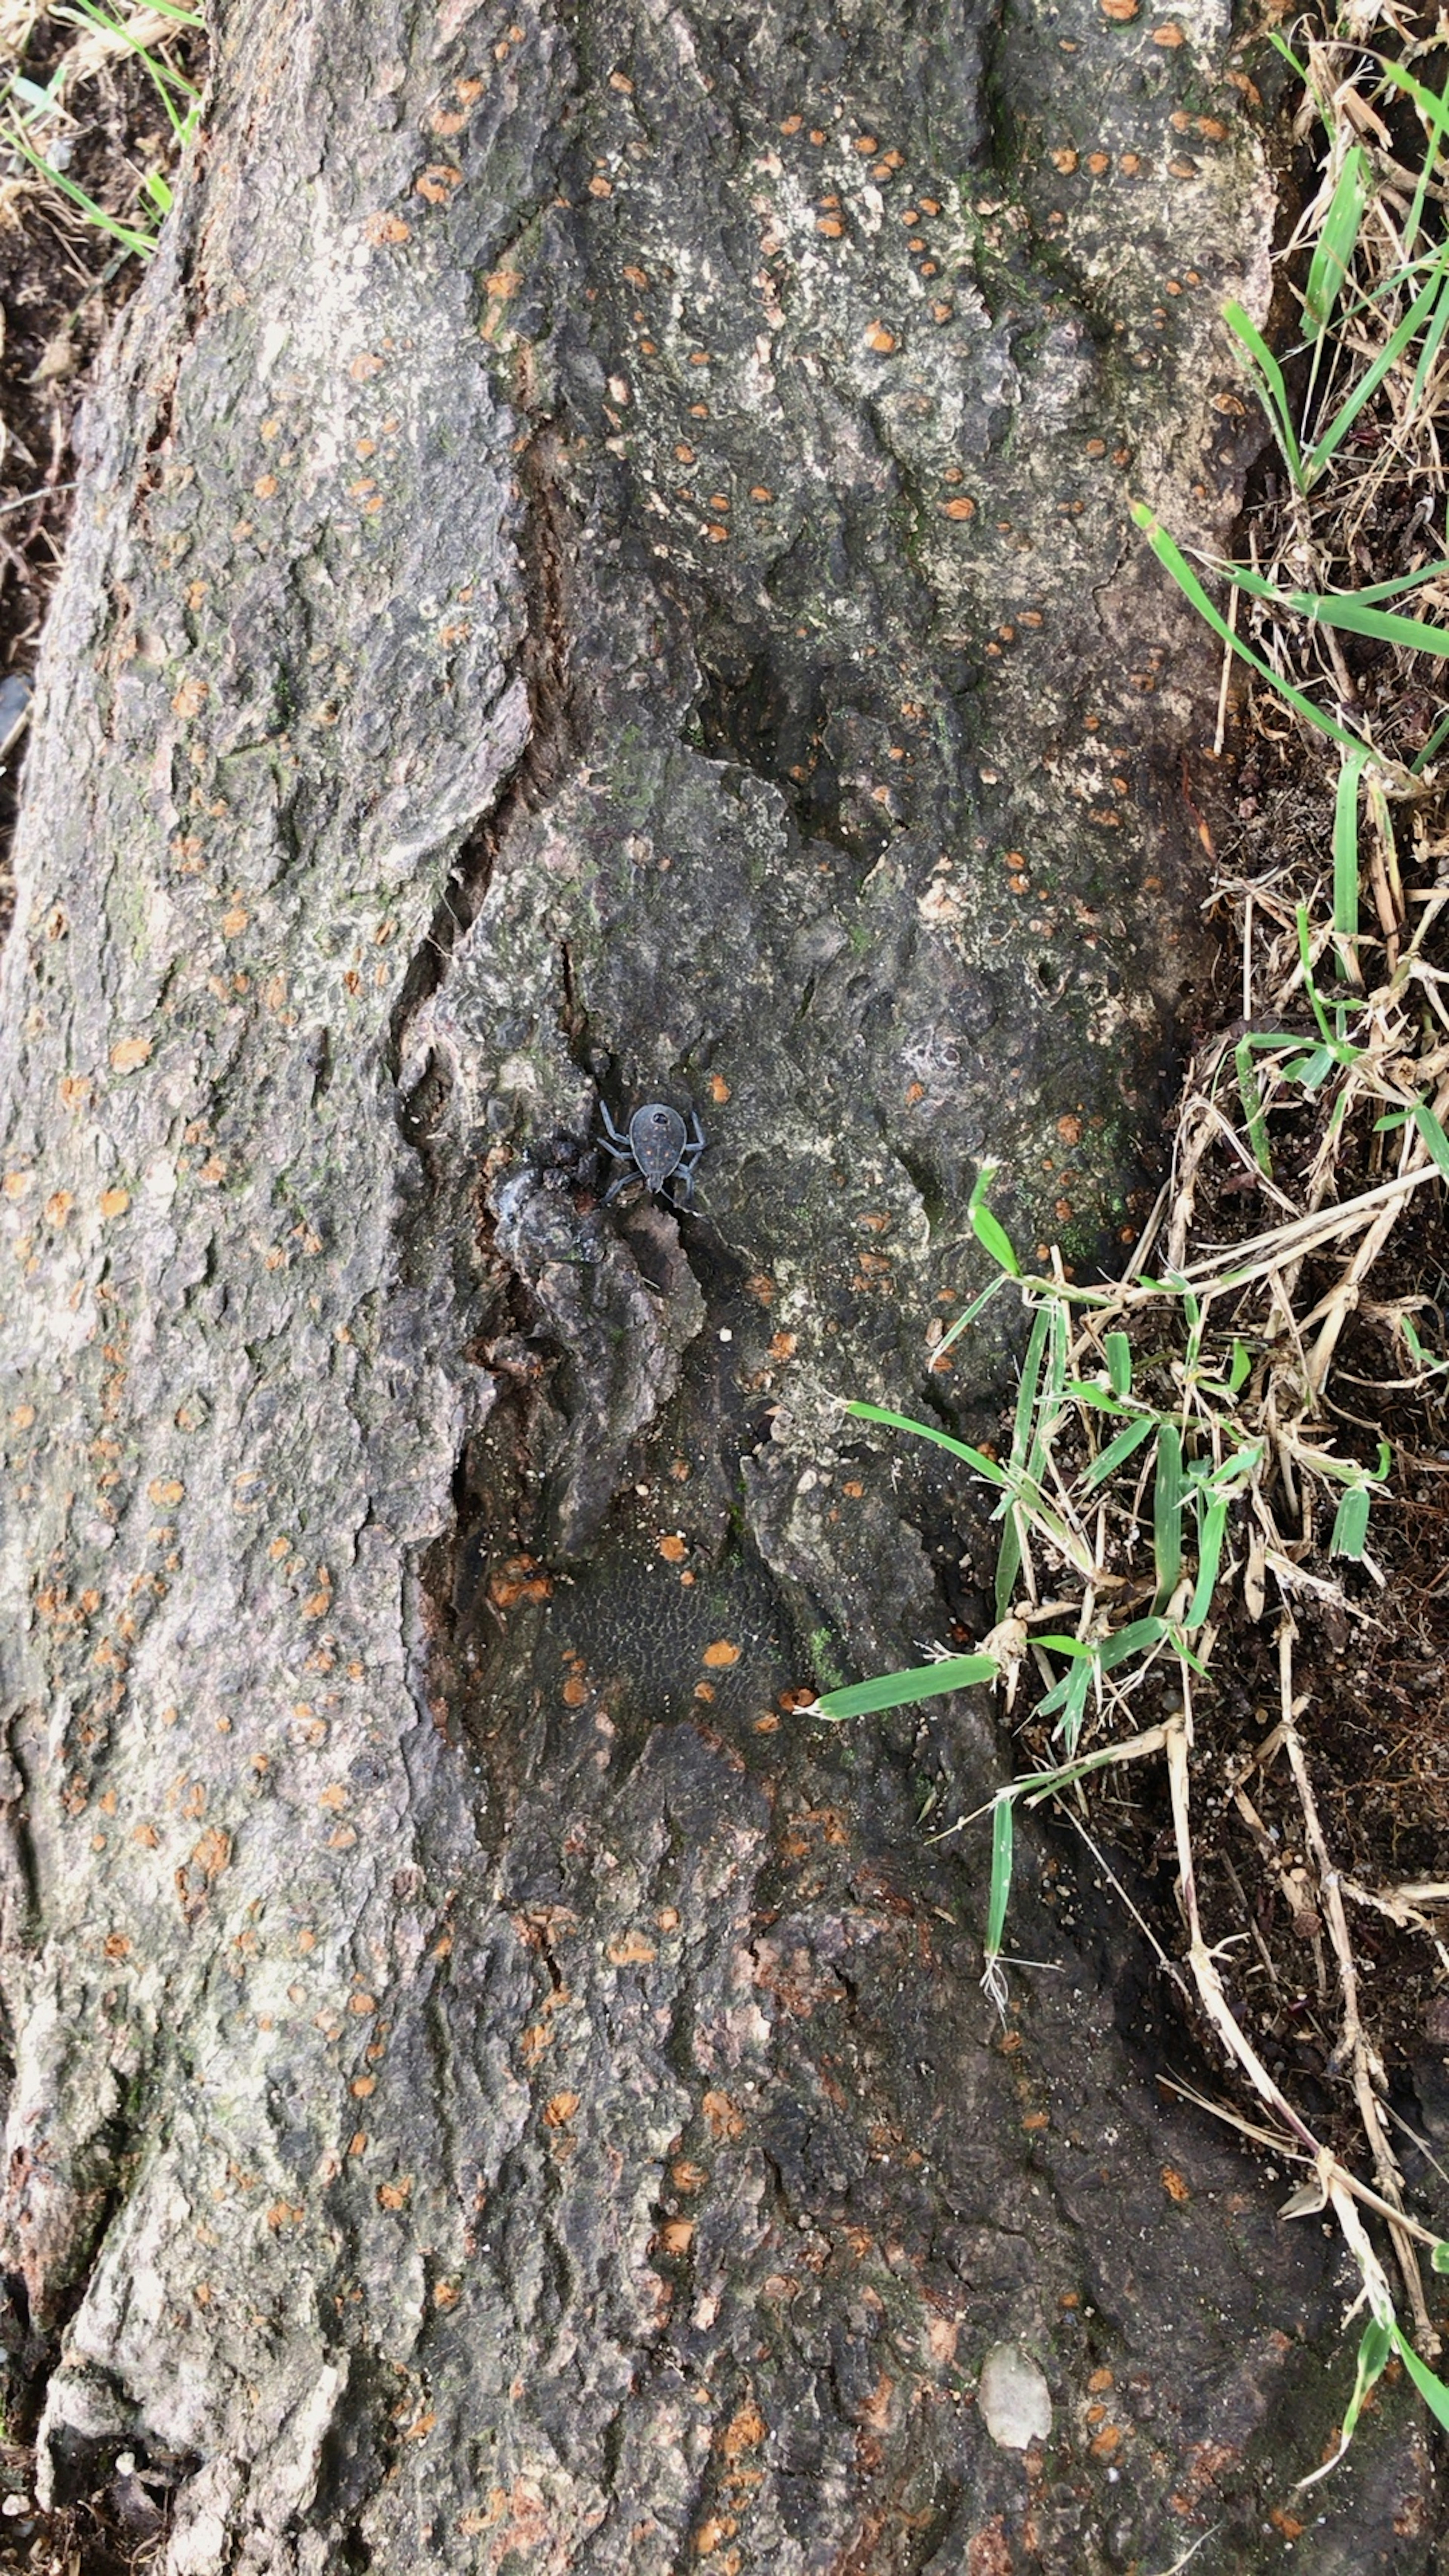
1055;1657;1093;1755
1411;1098;1449;1181
1105;1330;1132;1396
1297;905;1336;1047
1083;1412;1156;1491
1095;1616;1170;1670
1153;1424;1183;1607
1235;1033;1274;1176
1392;2327;1449;2433
1306;261;1444;486
1334;747;1366;955
994;1503;1023;1623
1132;506;1371;756
1187;1498;1227;1629
968;1163;1020;1278
845;1400;1012;1489
1012;1302;1051;1468
1304;146;1368;343
985;1793;1015;1964
1411;265;1449;410
5;123;156;255
1411;705;1449;776
1224;300;1305;488
812;1652;1000;1722
1330;1486;1371;1559
1214;556;1449;658
934;1270;1006;1359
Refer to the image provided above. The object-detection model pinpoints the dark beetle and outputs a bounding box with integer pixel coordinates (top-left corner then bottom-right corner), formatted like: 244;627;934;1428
598;1101;706;1207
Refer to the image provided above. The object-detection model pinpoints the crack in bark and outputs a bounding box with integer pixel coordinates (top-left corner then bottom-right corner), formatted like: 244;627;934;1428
389;420;579;1116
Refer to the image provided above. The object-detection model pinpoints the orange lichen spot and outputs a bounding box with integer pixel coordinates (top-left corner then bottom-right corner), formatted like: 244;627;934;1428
562;1674;589;1706
816;216;844;237
1161;2164;1191;2204
1090;2424;1122;2458
543;2091;580;2127
1269;2509;1306;2542
318;1784;348;1813
415;163;463;201
608;68;632;90
10;1401;35;1429
1152;15;1185;36
808;126;826;143
44;1189;73;1227
941;495;976;520
1168;156;1198;177
745;1272;774;1303
694;1681;715;1703
702;2090;745;2140
854;133;878;152
364;212;411;245
1087;2366;1114;2393
705;524;729;542
658;1533;688;1563
220;904;249;939
172;675;209;720
779;113;803;133
1086;150;1111;174
607;1929;658;1965
864;322;897;353
659;2218;694;2253
1049;148;1078;174
434;2278;461;2306
252;472;280;501
768;1332;797;1361
1101;0;1139;15
689;350;712;366
1057;1113;1083;1144
588;174;614;197
1119;151;1142;175
377;2175;414;2209
689;402;709;418
703;1639;740;1668
1022;2110;1049;2132
190;1826;231;1882
97;1186;130;1221
671;2158;708;2192
266;2201;302;2232
349;352;385;382
720;2400;766;2456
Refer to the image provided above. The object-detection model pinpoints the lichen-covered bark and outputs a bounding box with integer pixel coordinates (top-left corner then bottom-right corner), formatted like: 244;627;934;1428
0;0;1439;2570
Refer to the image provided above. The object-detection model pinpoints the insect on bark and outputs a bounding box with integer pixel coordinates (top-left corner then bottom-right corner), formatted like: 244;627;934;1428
597;1101;706;1207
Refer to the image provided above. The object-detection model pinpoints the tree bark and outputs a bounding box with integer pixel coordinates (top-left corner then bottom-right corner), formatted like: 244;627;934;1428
0;0;1438;2568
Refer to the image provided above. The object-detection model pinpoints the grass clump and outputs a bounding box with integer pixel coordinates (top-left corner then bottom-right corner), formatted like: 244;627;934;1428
0;0;203;261
803;4;1449;2481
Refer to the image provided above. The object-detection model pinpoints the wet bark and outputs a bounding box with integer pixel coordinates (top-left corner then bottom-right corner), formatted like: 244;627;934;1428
0;0;1440;2568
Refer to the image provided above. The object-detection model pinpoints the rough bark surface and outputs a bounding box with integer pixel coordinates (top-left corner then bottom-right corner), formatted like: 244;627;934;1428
0;0;1440;2569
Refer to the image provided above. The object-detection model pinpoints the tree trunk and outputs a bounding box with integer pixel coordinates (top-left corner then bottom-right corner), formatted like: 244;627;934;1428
0;0;1438;2568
